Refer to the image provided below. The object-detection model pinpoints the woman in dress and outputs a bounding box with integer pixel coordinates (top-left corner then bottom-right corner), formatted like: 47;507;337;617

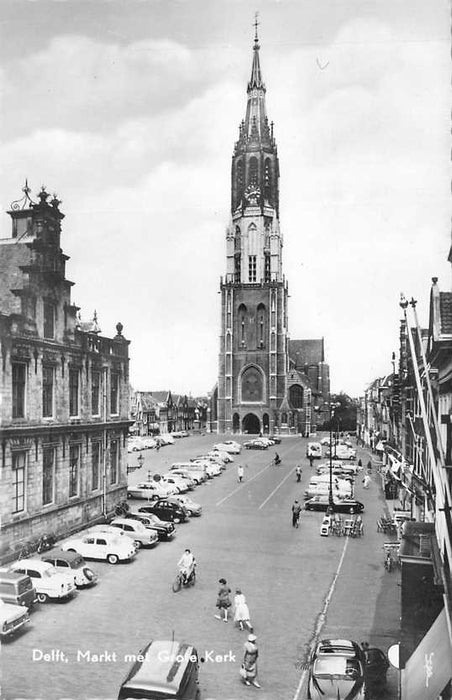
241;633;261;687
215;578;232;622
233;589;252;631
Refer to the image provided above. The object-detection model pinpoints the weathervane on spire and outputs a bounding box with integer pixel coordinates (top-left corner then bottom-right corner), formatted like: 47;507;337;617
253;11;260;44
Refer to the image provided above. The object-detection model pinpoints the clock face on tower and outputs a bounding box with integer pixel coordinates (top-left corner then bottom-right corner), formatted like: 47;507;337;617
244;185;261;204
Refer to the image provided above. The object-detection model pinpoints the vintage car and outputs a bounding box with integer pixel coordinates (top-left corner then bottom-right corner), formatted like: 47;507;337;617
109;518;159;548
127;482;174;500
307;639;366;700
0;599;29;639
9;560;76;604
304;496;365;514
138;499;188;523
172;495;202;517
41;548;99;588
213;441;242;454
61;532;136;565
127;511;176;541
117;640;199;700
244;439;268;450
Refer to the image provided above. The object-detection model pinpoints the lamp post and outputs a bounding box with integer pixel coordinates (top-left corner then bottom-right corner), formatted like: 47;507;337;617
327;401;341;515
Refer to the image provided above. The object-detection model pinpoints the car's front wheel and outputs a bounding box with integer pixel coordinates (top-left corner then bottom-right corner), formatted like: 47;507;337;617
107;554;119;565
37;592;48;604
134;540;142;549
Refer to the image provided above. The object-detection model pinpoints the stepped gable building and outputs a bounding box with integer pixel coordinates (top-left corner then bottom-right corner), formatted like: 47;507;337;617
0;183;130;554
216;28;329;435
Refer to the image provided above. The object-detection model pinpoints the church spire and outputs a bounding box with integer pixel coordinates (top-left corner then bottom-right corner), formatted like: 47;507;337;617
248;13;264;90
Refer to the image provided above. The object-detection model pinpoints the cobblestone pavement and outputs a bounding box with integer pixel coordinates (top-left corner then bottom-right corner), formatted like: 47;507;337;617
1;435;400;700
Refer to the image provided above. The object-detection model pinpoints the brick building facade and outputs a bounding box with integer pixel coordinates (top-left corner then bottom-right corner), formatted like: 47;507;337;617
0;184;131;555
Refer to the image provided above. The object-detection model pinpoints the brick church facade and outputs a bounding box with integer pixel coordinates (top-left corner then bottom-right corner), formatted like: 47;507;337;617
216;30;329;435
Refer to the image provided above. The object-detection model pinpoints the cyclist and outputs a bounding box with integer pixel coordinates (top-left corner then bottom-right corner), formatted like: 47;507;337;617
177;548;195;584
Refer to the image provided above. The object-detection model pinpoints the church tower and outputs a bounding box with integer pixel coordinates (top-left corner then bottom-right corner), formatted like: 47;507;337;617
217;25;289;435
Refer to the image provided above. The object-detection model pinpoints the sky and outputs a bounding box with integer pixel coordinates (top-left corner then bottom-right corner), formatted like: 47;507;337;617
0;0;450;398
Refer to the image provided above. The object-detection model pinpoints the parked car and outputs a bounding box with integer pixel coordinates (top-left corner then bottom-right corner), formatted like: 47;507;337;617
304;496;365;514
117;640;200;700
41;548;99;588
167;469;197;488
304;481;352;500
210;449;234;463
0;571;37;608
127;482;172;500
307;639;366;700
61;533;136;565
170;463;208;482
194;454;226;469
161;475;190;493
138;499;188;523
363;646;390;692
320;437;331;446
191;460;221;477
141;437;157;449
172;495;202;517
306;442;322;459
9;560;76;604
213;441;241;454
244;439;268;450
109;518;159;548
268;435;281;444
128;512;176;541
0;600;29;639
128;437;147;452
159;434;175;445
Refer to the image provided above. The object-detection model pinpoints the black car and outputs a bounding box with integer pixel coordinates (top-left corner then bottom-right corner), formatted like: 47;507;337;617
304;496;365;514
363;646;390;691
137;499;187;523
127;512;176;541
268;435;281;444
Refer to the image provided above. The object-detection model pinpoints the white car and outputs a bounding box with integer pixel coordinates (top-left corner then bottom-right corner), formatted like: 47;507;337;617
161;475;190;493
61;532;136;565
128;437;147;452
168;469;199;487
209;450;234;463
127;482;173;500
197;455;227;469
10;559;76;604
304;481;353;500
159;434;175;445
0;600;29;638
214;441;241;454
109;518;159;548
205;463;222;477
141;437;157;449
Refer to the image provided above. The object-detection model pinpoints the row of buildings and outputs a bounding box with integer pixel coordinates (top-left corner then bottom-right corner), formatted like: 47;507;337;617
357;268;452;696
131;391;208;435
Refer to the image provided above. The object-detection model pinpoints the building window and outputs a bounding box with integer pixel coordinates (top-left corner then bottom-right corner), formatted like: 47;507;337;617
42;446;55;505
12;451;26;513
248;255;257;283
43;301;55;339
12;363;26;419
69;444;80;497
42;366;54;418
91;371;101;415
92;442;101;491
110;373;119;415
69;368;79;417
264;254;271;283
110;440;118;484
234;255;241;283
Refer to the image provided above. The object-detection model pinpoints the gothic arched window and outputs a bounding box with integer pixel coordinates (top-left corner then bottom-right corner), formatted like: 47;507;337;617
289;385;304;409
256;303;266;348
248;157;258;186
237;304;247;347
241;366;263;402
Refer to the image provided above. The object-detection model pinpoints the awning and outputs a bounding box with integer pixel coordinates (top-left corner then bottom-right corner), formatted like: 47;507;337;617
401;608;452;700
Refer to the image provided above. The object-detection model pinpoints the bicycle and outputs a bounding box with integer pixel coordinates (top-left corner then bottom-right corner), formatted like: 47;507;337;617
115;500;130;517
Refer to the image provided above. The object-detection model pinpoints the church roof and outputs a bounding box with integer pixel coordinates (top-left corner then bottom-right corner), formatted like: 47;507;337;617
289;339;325;366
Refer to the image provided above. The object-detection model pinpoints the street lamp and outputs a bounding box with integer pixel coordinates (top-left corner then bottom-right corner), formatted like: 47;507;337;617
327;401;341;515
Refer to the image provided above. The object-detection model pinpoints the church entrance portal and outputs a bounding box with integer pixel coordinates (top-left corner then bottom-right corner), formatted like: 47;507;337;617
242;413;260;435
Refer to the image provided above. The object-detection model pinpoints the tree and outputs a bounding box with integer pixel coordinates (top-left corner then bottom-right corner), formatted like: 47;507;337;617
322;393;358;432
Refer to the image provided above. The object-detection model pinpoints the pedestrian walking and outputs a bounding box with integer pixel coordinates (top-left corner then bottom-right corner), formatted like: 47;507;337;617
308;455;314;468
240;634;261;687
156;442;161;452
215;578;232;622
292;500;302;528
237;465;244;482
233;589;253;631
295;466;302;482
366;460;372;471
362;474;371;489
358;458;362;467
